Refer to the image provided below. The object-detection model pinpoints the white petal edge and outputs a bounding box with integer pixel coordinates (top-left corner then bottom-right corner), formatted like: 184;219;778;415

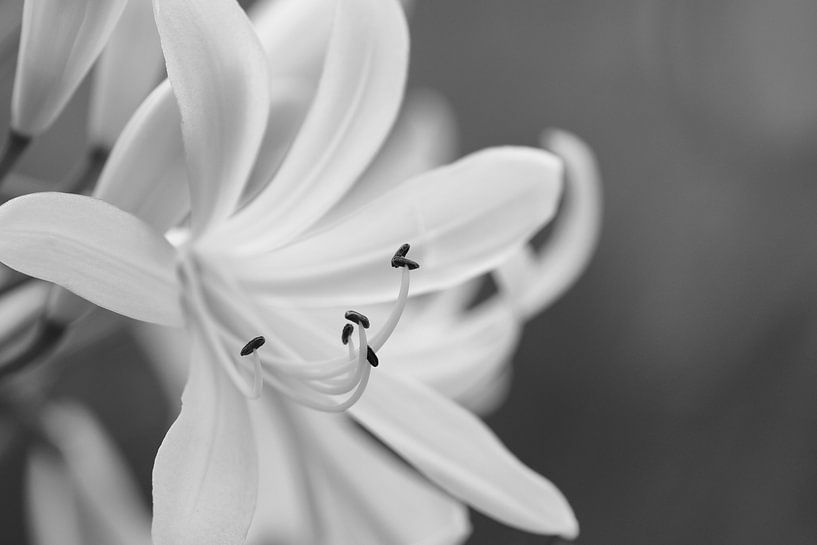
93;81;190;233
152;326;258;545
350;371;579;538
12;0;128;135
88;0;164;149
250;0;333;83
223;0;409;250
495;129;603;319
154;0;271;236
296;407;472;545
238;147;563;306
0;193;182;325
384;298;521;414
317;88;459;226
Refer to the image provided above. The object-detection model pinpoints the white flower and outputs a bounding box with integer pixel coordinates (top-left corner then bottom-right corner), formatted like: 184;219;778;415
0;0;577;544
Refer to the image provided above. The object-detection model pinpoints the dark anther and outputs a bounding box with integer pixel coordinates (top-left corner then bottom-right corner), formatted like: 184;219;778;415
240;336;266;356
341;323;354;345
344;310;370;329
391;256;420;270
391;243;419;269
366;346;379;367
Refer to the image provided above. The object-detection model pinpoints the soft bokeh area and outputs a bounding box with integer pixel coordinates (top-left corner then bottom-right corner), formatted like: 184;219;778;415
1;1;817;543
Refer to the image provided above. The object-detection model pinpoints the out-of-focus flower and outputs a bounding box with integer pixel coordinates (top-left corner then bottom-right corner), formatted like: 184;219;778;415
11;0;129;138
0;0;578;543
25;402;152;545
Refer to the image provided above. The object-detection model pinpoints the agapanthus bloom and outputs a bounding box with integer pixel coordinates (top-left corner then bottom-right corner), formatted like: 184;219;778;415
0;0;578;544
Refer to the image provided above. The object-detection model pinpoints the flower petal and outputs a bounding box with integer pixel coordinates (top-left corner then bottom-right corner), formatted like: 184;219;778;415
88;0;164;150
245;397;315;545
240;81;313;207
350;371;579;538
12;0;128;136
154;0;271;236
495;130;603;319
37;403;153;545
152;327;258;545
0;193;182;325
93;81;190;233
238;147;563;306
384;298;521;414
223;0;409;249
296;407;471;545
250;0;333;82
319;88;458;226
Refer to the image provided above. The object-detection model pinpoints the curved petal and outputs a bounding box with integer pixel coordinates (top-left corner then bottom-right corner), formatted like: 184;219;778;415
297;407;471;545
319;88;458;226
240;81;313;207
88;0;164;150
223;0;409;250
152;327;258;545
495;130;603;319
384;298;521;414
350;371;579;538
93;81;189;233
154;0;271;236
250;0;333;83
238;147;563;306
12;0;128;136
0;193;182;325
38;403;153;545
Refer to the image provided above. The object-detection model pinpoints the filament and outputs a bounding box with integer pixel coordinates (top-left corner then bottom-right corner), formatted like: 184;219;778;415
181;242;417;412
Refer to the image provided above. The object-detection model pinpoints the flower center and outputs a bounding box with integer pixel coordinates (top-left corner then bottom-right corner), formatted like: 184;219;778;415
178;244;418;412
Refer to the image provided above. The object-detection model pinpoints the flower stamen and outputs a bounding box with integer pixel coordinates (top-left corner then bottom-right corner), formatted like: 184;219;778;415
240;335;266;355
186;244;417;411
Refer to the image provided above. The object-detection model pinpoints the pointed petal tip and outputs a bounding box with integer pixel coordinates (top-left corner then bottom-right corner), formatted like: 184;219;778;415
352;371;579;538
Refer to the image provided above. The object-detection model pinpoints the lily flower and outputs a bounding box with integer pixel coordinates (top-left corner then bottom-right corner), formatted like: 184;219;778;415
0;1;577;544
26;401;152;545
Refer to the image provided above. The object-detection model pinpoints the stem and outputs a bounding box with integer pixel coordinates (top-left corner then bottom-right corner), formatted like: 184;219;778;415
0;318;65;380
0;131;31;188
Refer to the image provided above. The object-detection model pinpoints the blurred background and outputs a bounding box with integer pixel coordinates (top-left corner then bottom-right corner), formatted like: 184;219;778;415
2;0;817;543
